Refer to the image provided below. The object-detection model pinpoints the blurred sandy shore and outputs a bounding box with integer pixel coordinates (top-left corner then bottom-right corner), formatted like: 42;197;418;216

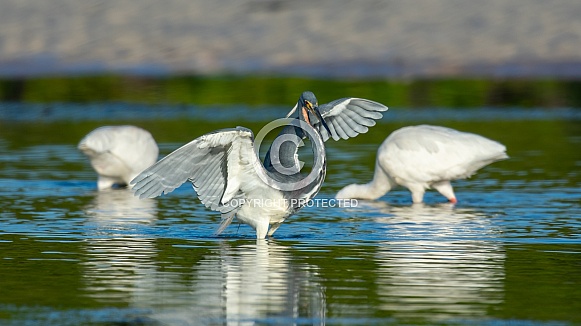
1;0;580;78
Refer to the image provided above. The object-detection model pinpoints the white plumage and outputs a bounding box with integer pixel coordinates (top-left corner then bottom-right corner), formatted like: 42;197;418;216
78;125;159;190
336;125;508;203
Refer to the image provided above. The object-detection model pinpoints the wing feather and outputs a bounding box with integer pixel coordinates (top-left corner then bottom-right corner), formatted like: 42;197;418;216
351;103;384;120
323;121;338;141
131;127;259;216
342;108;373;130
314;97;388;141
194;155;225;210
340;110;369;134
335;116;359;138
222;142;243;203
332;118;350;139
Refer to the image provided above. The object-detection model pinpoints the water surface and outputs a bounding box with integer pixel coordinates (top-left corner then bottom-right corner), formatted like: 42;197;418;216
0;105;580;325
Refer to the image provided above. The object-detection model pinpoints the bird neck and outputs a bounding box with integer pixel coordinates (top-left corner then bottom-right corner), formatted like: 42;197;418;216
350;161;394;200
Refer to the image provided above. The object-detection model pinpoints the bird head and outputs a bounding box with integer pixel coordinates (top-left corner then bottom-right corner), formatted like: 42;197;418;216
297;91;331;135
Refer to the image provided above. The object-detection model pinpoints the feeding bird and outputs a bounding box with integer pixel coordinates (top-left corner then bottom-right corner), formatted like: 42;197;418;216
131;91;388;238
78;125;159;190
335;125;508;204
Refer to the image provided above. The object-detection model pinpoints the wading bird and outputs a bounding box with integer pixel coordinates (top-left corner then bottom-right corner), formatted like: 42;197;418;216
78;125;159;190
336;125;507;204
131;91;388;238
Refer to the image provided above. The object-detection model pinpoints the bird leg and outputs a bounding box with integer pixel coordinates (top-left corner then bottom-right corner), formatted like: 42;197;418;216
97;176;118;190
255;220;270;239
408;185;425;204
432;181;457;203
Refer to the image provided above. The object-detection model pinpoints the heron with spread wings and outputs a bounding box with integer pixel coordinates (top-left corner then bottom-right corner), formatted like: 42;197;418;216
131;91;388;239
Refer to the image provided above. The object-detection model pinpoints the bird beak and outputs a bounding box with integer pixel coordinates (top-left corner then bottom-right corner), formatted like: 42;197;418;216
315;108;331;135
303;101;330;134
306;103;331;135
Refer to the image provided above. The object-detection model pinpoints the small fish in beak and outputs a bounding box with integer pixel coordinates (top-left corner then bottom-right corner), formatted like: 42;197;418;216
303;100;331;135
314;107;331;135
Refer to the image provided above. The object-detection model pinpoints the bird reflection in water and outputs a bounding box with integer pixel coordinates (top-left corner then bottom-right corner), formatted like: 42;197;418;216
81;189;164;304
84;188;158;224
360;202;505;320
152;240;326;325
81;190;326;324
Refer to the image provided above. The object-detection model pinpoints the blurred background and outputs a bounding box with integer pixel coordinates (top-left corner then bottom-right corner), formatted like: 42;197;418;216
0;0;580;106
1;2;581;325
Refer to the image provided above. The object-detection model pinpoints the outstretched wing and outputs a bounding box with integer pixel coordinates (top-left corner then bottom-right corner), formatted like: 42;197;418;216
131;127;260;229
315;98;388;141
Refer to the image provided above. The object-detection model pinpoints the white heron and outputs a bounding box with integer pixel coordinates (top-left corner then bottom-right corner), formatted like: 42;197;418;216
78;125;159;190
131;91;388;239
336;125;508;203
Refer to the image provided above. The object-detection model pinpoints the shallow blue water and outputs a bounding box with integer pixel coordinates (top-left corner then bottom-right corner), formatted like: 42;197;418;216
0;105;580;325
